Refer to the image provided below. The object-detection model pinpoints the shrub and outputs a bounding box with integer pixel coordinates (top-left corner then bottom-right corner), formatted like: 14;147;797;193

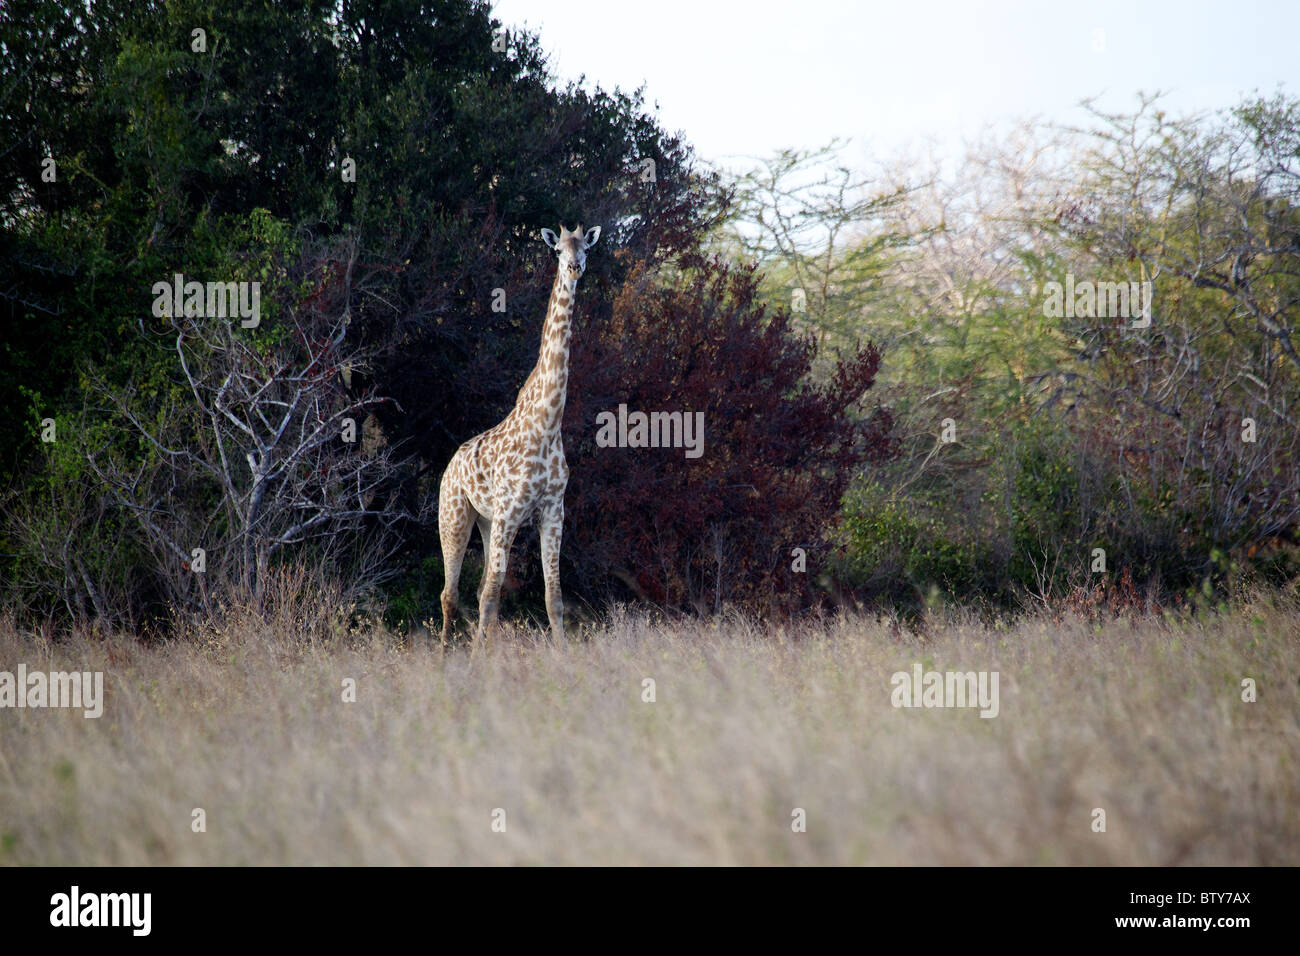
839;480;995;609
562;255;896;615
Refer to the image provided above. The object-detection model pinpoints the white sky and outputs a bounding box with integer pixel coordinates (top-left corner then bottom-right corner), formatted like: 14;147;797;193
491;0;1300;173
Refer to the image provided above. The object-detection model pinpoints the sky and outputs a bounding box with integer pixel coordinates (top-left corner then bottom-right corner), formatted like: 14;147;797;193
491;0;1300;174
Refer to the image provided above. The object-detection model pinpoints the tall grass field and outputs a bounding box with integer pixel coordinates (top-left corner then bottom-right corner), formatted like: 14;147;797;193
2;592;1296;865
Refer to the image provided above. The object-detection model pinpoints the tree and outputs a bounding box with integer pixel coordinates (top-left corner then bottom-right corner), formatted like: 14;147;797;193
1;0;731;625
719;140;914;375
1051;93;1300;571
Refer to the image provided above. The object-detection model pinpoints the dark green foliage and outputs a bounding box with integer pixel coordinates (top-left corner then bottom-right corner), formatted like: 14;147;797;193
0;0;739;624
841;481;994;607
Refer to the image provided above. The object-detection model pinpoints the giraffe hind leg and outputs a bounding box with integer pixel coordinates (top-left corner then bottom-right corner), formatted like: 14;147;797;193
438;477;475;644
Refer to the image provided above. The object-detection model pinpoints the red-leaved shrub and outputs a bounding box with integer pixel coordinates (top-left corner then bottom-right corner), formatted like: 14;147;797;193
559;254;896;615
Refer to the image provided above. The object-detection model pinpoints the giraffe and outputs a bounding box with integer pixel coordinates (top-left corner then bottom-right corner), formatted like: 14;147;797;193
438;223;601;643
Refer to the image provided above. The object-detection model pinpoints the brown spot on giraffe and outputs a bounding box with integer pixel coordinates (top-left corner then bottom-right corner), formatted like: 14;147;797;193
438;223;601;643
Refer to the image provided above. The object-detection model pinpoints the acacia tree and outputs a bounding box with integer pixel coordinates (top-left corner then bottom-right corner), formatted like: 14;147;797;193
1051;94;1300;571
720;140;915;374
862;128;1076;502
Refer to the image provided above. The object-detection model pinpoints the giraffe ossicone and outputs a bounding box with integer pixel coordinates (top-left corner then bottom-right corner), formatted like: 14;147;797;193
437;223;601;643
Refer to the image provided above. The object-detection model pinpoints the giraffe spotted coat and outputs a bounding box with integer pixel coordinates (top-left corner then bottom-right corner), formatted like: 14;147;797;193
438;224;600;642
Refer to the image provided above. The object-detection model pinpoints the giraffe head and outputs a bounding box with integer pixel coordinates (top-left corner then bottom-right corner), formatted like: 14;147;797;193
541;224;601;282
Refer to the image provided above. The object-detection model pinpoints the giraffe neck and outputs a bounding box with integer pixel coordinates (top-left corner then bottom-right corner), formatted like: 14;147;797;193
525;266;577;435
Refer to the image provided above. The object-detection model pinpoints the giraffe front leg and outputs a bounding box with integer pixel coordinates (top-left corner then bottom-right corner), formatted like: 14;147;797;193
475;514;492;605
539;500;565;640
478;519;519;644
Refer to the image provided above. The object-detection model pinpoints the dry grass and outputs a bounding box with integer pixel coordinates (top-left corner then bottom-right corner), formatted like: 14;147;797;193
1;592;1297;865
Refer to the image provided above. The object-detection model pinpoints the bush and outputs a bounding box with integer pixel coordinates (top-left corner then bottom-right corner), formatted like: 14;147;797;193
562;255;895;615
839;479;995;609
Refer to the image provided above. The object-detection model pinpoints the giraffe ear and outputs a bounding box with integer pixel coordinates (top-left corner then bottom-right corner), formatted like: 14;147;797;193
582;226;601;249
541;228;560;249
